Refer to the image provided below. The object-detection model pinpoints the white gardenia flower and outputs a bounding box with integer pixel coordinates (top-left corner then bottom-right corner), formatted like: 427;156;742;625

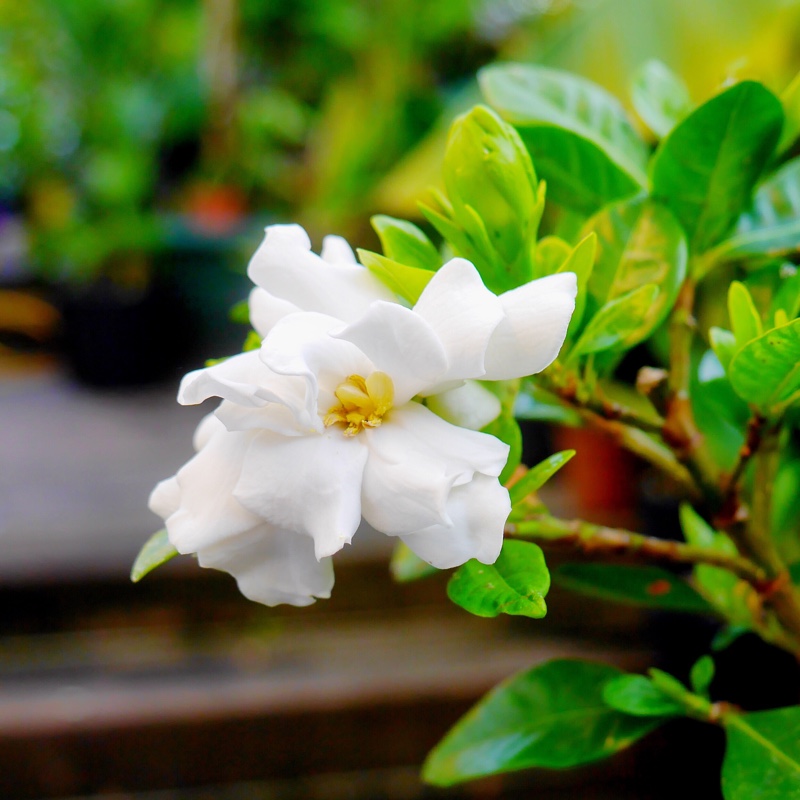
149;227;576;607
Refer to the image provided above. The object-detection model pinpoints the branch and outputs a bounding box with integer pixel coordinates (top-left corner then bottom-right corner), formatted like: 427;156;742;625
506;514;767;587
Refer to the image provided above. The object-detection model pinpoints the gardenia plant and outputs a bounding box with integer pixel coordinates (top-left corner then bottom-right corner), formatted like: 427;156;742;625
136;63;800;798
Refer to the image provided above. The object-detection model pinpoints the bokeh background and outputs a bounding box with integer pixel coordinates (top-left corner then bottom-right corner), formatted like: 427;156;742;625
2;1;800;797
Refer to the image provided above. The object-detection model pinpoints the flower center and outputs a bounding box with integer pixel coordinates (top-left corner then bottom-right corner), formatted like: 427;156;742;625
324;371;394;436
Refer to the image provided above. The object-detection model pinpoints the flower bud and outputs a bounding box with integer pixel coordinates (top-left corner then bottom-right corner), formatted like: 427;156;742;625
443;105;539;278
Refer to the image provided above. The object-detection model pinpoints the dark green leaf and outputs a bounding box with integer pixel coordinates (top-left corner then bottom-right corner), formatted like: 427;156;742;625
370;215;441;271
569;284;659;359
422;659;660;786
509;450;575;506
723;707;800;799
447;540;549;619
357;249;434;305
582;197;687;349
603;674;685;717
630;59;692;139
554;563;714;613
483;413;522;484
650;81;784;256
690;655;715;697
390;541;439;583
131;529;179;582
480;64;646;215
729;318;800;414
707;158;800;266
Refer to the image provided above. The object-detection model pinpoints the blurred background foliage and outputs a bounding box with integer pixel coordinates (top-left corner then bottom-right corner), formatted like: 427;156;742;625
3;0;800;376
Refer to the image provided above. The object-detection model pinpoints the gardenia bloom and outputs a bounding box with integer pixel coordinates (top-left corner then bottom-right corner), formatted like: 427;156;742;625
149;226;576;606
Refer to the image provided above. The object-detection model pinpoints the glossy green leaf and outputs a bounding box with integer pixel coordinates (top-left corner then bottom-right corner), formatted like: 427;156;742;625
708;159;800;266
723;707;800;799
582;197;687;349
709;327;738;373
532;235;571;279
690;655;715;697
560;232;596;338
691;369;748;471
650;81;784;257
389;541;439;583
569;284;659;359
483;412;522;484
131;529;179;582
729;318;800;414
357;249;434;305
553;563;713;613
509;450;575;506
630;59;692;139
370;215;441;271
480;64;646;215
447;540;549;619
602;674;685;717
422;659;660;785
728;281;763;347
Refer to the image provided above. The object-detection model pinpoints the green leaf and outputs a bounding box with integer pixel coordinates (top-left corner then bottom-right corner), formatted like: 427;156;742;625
602;674;685;718
370;215;441;271
723;707;800;799
630;59;692;139
650;81;784;257
509;450;575;506
559;232;596;338
553;563;713;613
483;412;522;484
707;158;800;266
131;529;179;582
582;197;687;349
779;70;800;154
357;249;434;305
678;503;717;548
532;235;571;279
709;327;738;373
569;284;659;359
728;281;763;347
447;540;549;620
690;655;715;697
389;541;439;583
422;659;660;786
729;318;800;414
480;64;646;215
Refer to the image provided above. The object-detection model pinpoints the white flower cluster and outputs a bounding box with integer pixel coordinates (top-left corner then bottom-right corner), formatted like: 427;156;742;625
149;225;576;606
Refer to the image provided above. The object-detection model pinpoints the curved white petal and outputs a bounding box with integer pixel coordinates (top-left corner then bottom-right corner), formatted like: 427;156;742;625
334;302;448;404
321;234;357;264
198;523;334;607
249;287;299;338
234;429;368;559
413;258;504;384
248;225;393;323
154;417;262;554
360;402;509;535
399;474;510;568
426;381;502;431
483;272;577;381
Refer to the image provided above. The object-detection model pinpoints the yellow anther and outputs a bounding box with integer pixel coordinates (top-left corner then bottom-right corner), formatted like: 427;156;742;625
325;371;394;436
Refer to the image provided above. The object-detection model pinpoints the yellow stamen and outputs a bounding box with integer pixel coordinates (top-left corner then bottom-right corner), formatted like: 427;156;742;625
325;371;394;436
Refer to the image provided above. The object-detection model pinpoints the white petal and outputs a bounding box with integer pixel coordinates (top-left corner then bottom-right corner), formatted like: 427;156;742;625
483;272;577;381
157;418;262;554
426;381;502;431
413;258;503;384
360;402;509;535
259;223;312;250
248;226;394;322
249;287;299;338
334;301;448;404
149;476;180;520
198;523;334;607
234;430;368;559
400;474;510;568
321;234;357;264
